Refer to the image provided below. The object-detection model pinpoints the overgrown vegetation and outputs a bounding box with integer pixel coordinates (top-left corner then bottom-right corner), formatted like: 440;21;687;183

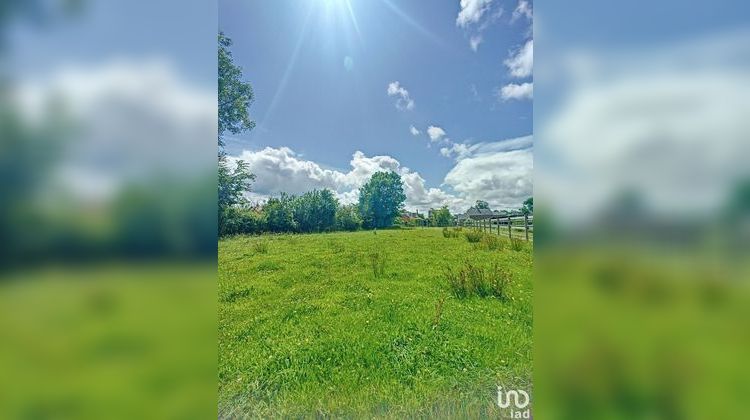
252;240;268;254
219;228;532;417
479;234;504;251
464;230;484;243
444;260;512;299
510;237;525;252
442;227;461;238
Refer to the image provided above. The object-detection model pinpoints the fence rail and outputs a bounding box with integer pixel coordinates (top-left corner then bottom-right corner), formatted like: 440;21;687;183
459;215;533;241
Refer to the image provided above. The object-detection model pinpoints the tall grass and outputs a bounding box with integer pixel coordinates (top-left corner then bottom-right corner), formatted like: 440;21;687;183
480;234;504;251
432;296;446;329
442;227;461;238
252;240;269;254
444;260;512;299
464;230;484;243
369;250;387;278
509;237;525;252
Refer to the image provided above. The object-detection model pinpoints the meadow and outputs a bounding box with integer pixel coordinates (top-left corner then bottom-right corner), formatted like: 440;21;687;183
218;228;533;418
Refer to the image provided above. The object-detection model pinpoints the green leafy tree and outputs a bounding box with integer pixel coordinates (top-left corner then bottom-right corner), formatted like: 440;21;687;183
335;204;362;231
292;189;338;233
264;193;296;232
475;200;490;210
218;32;256;235
358;171;406;229
430;206;453;227
521;197;533;215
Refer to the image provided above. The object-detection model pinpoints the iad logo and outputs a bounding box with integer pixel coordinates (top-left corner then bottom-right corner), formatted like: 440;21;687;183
497;386;530;419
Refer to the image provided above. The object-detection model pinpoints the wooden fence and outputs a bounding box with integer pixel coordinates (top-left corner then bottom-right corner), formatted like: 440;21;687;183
460;215;533;241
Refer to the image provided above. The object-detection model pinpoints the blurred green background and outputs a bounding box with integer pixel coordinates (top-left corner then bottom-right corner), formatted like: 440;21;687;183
0;1;217;418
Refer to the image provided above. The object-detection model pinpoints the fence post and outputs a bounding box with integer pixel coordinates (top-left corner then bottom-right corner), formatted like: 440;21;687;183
507;216;512;239
524;213;529;241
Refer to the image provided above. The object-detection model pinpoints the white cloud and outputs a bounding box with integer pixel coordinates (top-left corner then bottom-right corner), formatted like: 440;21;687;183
409;125;421;136
456;0;493;28
230;147;463;212
499;82;533;100
505;39;533;78
15;59;216;200
386;81;415;111
511;0;533;22
445;147;533;210
470;35;483;52
441;136;533;160
537;31;750;224
230;138;532;214
427;125;447;142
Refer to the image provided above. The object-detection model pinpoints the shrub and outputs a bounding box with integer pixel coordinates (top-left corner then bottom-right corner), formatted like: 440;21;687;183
219;207;266;236
509;237;525;252
464;230;484;243
444;261;511;299
292;189;338;233
368;250;387;278
264;194;297;233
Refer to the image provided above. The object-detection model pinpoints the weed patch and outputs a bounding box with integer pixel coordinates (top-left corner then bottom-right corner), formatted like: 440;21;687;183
479;234;504;251
464;230;484;243
444;260;512;299
252;240;269;254
509;237;525;252
442;227;461;238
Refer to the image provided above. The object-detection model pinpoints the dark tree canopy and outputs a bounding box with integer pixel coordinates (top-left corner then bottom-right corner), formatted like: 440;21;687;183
358;171;406;229
521;197;533;215
475;200;490;210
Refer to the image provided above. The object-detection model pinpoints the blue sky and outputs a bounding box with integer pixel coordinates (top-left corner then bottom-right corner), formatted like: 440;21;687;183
220;0;533;213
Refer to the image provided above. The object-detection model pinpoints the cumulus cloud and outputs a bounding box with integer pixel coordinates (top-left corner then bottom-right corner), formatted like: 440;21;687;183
511;0;533;22
409;125;421;136
230;138;532;214
230;147;462;212
386;81;415;111
505;39;533;78
537;31;750;224
456;0;493;28
427;125;447;142
445;148;532;210
499;82;533;100
14;59;216;200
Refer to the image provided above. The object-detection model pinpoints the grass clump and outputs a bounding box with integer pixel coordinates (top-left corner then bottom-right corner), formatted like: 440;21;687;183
442;227;461;238
252;240;269;254
369;249;387;278
509;237;525;252
479;234;504;251
444;260;511;299
464;230;484;243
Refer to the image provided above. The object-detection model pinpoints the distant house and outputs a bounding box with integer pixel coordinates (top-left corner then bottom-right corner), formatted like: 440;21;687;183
463;207;496;220
400;210;425;226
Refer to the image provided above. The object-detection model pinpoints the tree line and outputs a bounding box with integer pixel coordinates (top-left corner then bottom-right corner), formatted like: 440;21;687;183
220;171;407;236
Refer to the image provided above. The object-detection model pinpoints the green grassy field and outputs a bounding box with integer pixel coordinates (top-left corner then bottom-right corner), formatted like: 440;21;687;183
0;264;216;419
218;228;533;418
